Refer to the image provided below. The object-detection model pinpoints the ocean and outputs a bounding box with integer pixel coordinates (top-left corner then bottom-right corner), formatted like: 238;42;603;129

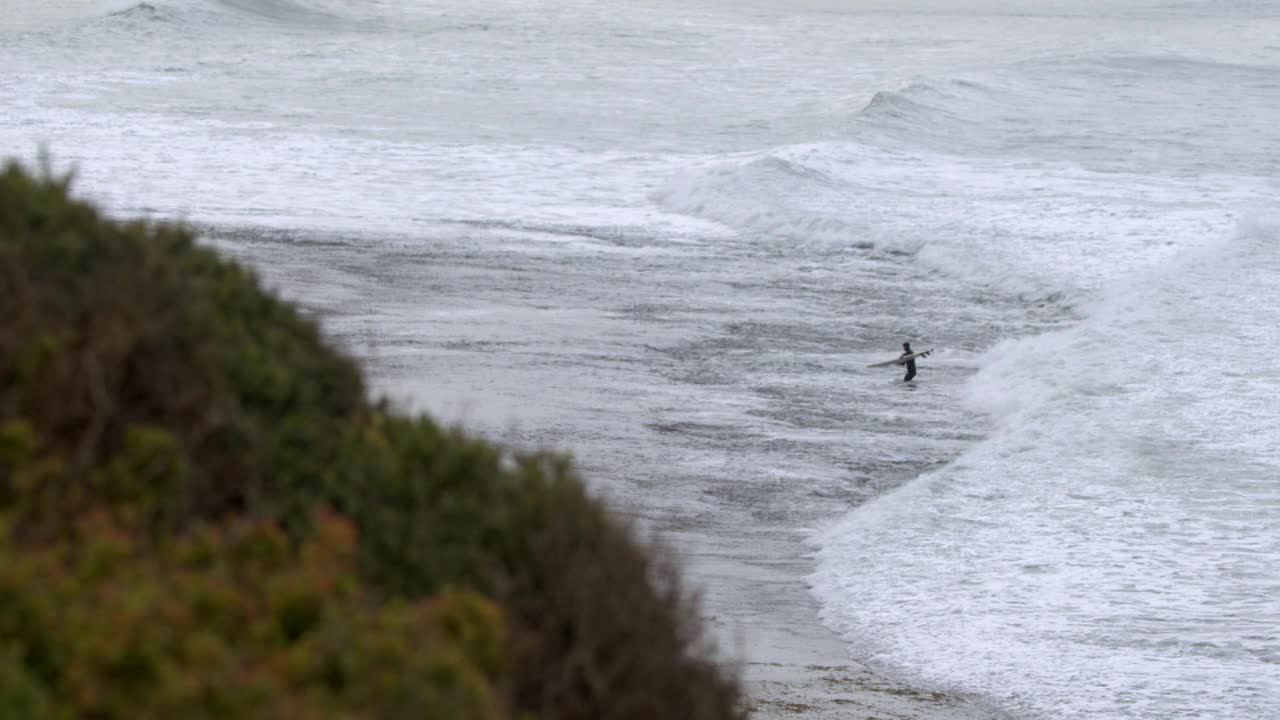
2;1;1277;718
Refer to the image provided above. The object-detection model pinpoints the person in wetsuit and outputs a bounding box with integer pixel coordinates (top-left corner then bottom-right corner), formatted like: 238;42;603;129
900;341;918;382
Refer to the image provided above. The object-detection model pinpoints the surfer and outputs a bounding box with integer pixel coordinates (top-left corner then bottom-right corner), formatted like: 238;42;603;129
900;342;918;382
866;343;931;379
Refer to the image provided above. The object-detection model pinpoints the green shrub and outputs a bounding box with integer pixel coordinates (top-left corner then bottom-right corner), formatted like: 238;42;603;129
347;421;741;718
0;163;366;539
0;161;743;719
0;508;507;720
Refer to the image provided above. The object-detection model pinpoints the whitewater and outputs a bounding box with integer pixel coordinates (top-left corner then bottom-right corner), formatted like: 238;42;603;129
3;1;1277;718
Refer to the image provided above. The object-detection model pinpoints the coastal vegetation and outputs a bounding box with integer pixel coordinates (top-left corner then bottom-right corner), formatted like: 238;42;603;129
0;161;743;719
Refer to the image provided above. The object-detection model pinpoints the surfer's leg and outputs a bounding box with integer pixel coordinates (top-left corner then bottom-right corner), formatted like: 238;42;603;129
904;367;916;382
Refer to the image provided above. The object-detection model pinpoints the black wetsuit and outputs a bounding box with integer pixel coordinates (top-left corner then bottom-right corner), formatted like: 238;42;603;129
903;354;917;382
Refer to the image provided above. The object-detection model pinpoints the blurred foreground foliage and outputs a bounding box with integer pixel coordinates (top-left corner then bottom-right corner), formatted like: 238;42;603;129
0;162;742;719
0;506;505;719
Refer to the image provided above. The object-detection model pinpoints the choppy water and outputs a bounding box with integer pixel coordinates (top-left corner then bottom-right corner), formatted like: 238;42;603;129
3;2;1278;718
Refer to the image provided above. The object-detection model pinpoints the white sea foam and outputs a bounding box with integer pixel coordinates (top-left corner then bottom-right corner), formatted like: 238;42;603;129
813;217;1280;719
656;141;1268;302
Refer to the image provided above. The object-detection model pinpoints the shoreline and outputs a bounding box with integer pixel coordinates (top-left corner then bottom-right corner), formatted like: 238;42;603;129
204;224;1007;720
662;511;1005;720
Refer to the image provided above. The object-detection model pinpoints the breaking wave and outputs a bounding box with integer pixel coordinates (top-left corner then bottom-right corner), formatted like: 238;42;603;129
811;216;1280;720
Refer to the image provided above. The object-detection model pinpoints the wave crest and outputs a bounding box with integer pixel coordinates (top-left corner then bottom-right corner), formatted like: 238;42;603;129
212;0;340;23
108;3;166;20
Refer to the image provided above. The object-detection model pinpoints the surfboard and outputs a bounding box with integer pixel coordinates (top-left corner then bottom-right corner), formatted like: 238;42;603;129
867;349;932;368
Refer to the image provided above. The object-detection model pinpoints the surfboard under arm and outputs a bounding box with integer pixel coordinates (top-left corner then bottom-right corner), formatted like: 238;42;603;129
867;349;933;368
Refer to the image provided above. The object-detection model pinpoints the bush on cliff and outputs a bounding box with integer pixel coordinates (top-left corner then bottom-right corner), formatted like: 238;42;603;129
0;505;507;720
0;162;743;719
